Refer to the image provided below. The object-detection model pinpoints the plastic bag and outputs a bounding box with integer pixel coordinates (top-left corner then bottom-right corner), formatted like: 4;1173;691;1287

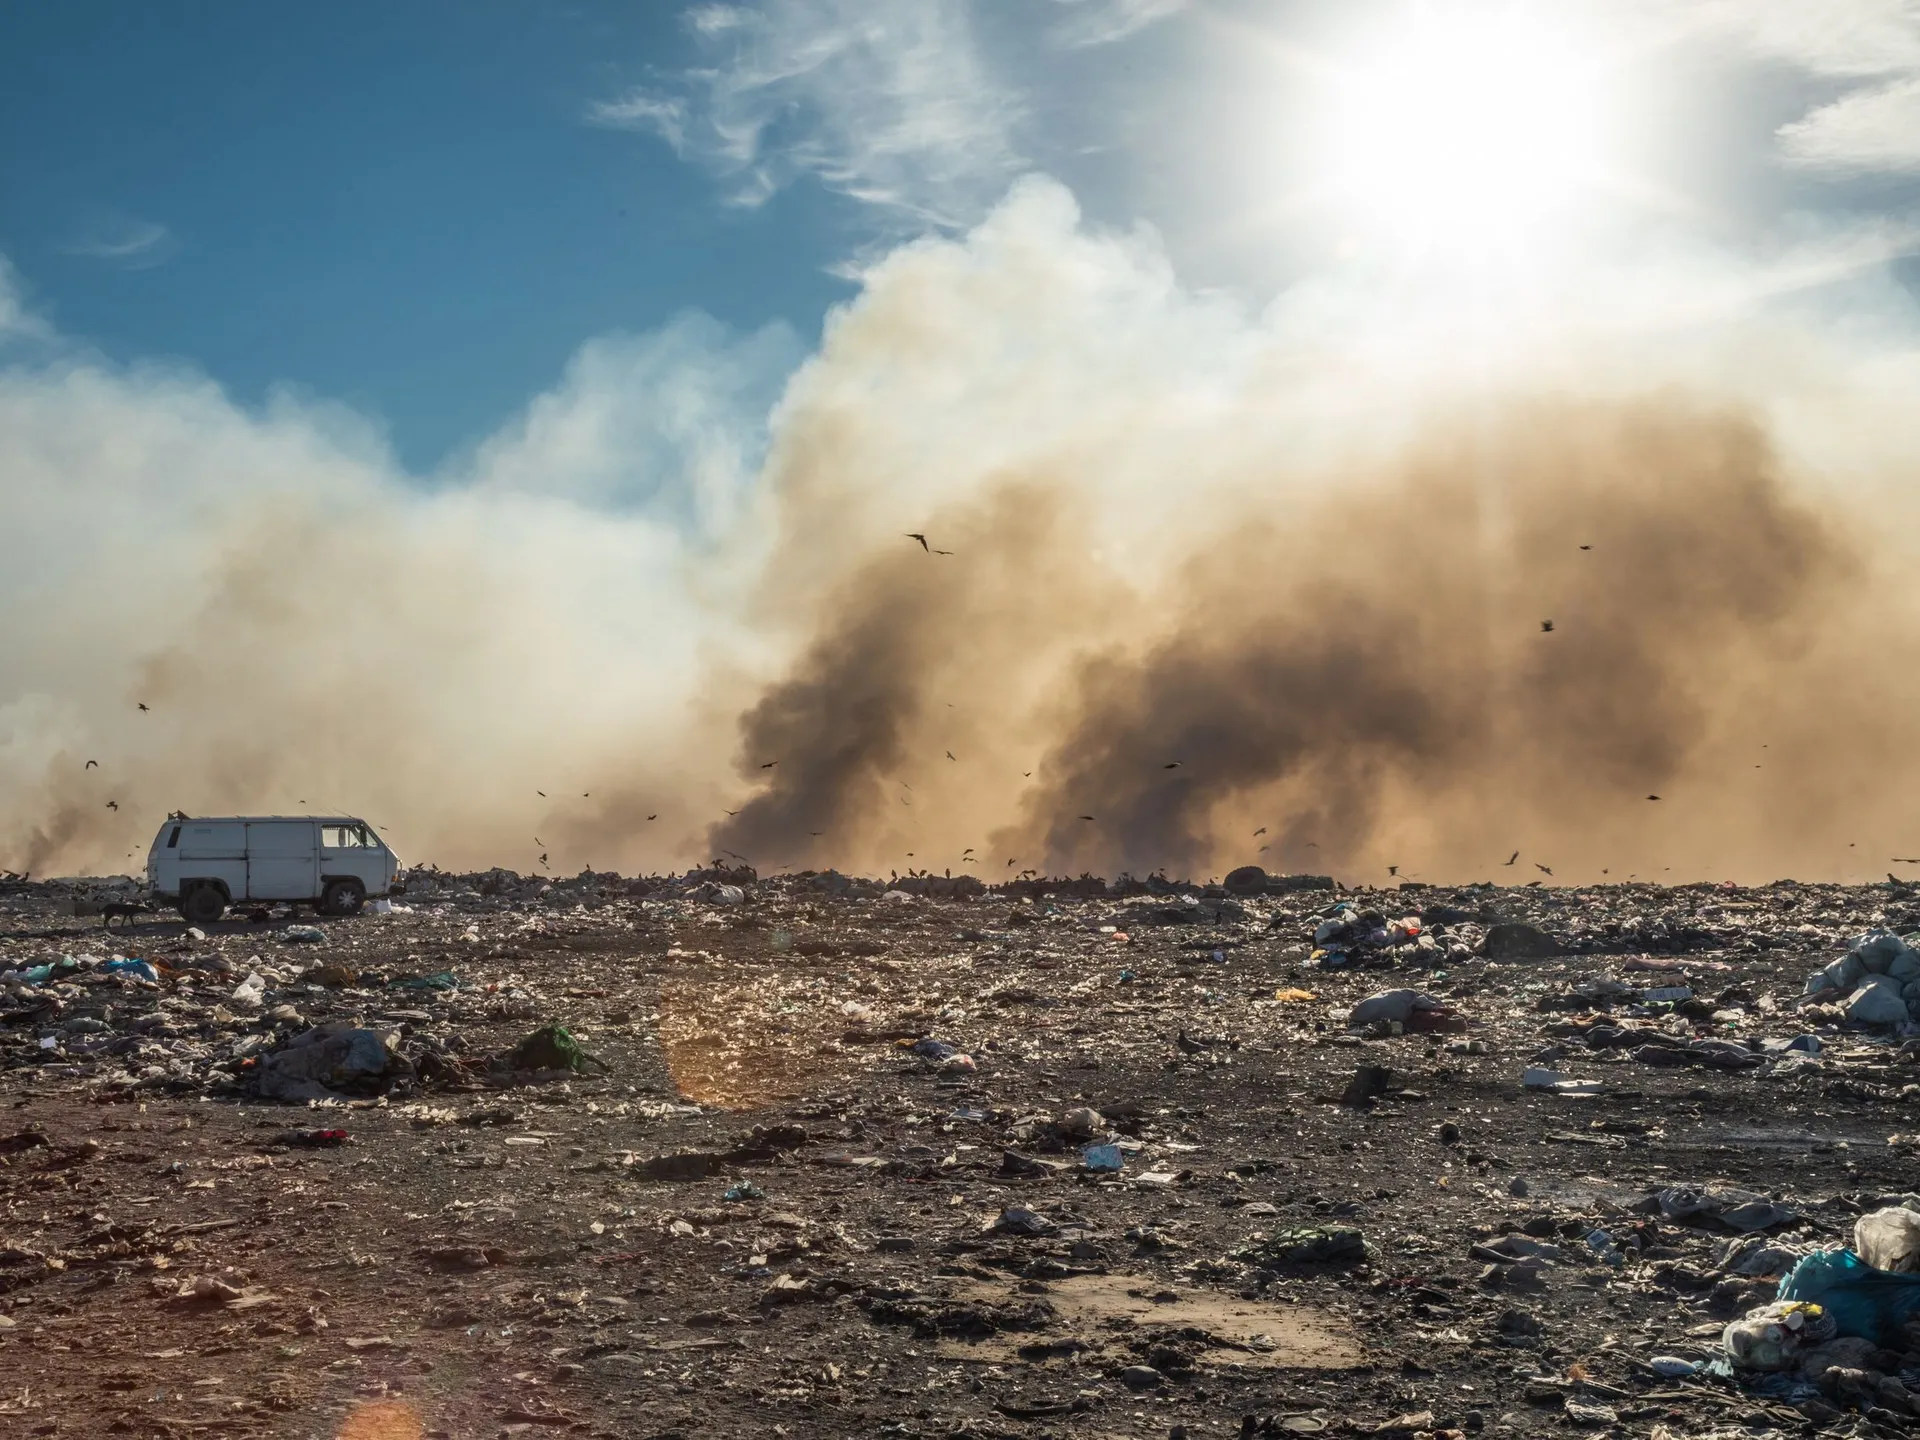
1776;1248;1920;1346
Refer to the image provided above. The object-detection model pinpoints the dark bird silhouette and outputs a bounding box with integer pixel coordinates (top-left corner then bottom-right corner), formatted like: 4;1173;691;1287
539;853;549;866
905;533;929;552
1540;620;1555;633
723;808;740;816
1163;762;1181;769
1023;771;1032;777
1253;826;1266;836
1006;859;1017;867
809;831;824;837
1579;544;1591;550
535;837;546;847
1387;865;1399;876
1259;845;1270;852
84;760;97;770
582;792;589;798
759;761;778;769
1895;858;1920;864
137;703;148;712
647;814;658;821
105;800;118;810
1078;814;1095;821
933;548;953;555
1535;863;1554;876
945;750;956;761
537;791;545;797
1503;851;1520;865
1646;794;1661;801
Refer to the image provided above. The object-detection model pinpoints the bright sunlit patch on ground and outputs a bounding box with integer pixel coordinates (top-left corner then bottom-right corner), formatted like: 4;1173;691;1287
1317;5;1609;261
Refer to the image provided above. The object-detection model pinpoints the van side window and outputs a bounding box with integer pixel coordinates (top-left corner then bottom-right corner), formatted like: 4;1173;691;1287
321;825;355;849
167;827;181;848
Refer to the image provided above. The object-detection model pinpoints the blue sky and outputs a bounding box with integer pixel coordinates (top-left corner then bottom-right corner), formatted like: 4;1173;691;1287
6;1;1919;472
0;2;859;469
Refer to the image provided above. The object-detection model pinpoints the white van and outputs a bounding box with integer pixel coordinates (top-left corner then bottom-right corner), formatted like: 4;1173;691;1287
146;815;402;925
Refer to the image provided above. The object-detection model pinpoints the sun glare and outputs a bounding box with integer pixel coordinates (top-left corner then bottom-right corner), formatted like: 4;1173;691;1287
1318;9;1609;260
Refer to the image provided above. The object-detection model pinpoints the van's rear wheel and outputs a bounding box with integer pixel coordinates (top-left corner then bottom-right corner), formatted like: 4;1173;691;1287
320;879;365;917
181;886;226;926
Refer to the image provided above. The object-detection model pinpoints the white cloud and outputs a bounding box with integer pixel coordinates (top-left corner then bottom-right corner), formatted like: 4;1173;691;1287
1780;76;1920;173
1046;0;1189;49
64;220;174;268
464;311;804;535
586;0;1023;225
1622;0;1920;174
0;266;792;876
0;257;51;343
586;92;689;152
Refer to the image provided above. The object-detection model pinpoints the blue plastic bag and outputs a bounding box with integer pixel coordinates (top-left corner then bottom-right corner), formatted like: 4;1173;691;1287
1777;1249;1920;1346
100;958;158;982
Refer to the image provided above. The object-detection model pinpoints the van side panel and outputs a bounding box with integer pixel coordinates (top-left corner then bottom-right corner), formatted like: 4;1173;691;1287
176;822;247;899
246;821;319;901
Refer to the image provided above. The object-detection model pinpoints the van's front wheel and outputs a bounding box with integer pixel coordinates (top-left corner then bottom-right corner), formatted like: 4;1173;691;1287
181;885;227;926
320;879;365;917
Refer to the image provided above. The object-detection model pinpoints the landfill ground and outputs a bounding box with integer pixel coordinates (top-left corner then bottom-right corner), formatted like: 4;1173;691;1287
5;867;1920;1440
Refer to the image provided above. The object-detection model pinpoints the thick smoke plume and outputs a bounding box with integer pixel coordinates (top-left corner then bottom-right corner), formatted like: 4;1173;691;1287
5;181;1920;883
713;397;1920;884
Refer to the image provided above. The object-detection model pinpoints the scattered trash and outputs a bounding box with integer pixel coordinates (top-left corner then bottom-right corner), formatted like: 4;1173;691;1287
504;1024;601;1074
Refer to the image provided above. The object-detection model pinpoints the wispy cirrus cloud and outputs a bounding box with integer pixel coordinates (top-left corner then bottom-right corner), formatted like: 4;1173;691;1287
586;0;1023;226
63;219;175;268
1046;0;1190;49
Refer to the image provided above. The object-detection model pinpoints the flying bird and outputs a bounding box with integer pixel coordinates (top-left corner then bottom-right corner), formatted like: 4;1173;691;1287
1503;851;1520;865
1006;859;1017;867
1253;826;1266;837
537;791;546;797
1540;620;1555;633
137;703;148;712
84;760;97;770
1579;544;1592;551
105;800;118;810
946;751;956;761
905;533;929;552
760;761;778;769
1387;865;1399;877
1535;863;1554;876
809;831;825;837
1259;845;1270;853
535;837;546;846
1078;815;1095;821
934;548;954;555
1163;762;1181;770
539;853;549;866
582;792;590;798
723;809;740;816
647;814;657;821
1646;794;1661;801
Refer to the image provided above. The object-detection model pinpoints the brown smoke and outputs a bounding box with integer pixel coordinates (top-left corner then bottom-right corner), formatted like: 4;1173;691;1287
713;395;1920;884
